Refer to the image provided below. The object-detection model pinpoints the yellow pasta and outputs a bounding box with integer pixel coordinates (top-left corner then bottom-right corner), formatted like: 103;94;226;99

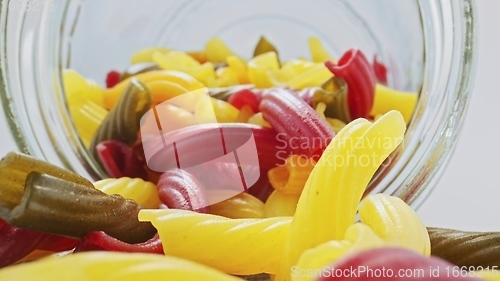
276;111;406;281
358;193;430;256
473;271;500;281
308;37;335;63
285;63;332;90
70;100;108;148
227;55;250;84
0;252;240;281
103;70;205;109
153;51;216;85
264;190;300;217
248;112;271;128
139;209;292;275
210;193;265;219
248;52;281;88
93;177;161;209
268;155;316;194
371;84;418;124
195;96;239;124
205;37;240;64
293;223;384;281
130;47;171;64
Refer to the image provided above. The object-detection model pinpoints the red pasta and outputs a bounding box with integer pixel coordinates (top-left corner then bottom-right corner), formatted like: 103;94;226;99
157;169;211;213
373;55;388;85
74;232;163;254
96;140;147;180
228;88;261;113
325;49;376;119
106;70;121;88
144;123;290;173
0;220;78;268
259;88;334;160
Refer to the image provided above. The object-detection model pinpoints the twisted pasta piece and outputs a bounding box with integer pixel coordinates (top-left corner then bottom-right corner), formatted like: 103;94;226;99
268;155;316;195
139;209;292;275
293;223;384;281
275;111;406;281
358;194;430;256
264;191;300;217
371;84;418;124
260;88;334;159
0;168;155;243
0;252;241;281
325;49;376;119
90;78;151;148
210;193;265;219
428;227;500;267
94;177;161;209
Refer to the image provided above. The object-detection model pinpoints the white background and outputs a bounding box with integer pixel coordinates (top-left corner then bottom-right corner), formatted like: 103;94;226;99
0;1;498;231
418;1;500;231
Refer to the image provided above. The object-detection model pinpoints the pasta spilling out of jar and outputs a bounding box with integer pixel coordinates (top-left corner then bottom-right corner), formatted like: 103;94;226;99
1;36;491;281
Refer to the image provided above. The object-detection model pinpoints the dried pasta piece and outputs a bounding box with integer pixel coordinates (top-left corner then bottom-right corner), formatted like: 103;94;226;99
293;223;384;281
210;193;265;219
0;152;92;209
104;70;204;109
131;47;171;64
75;232;163;254
90;78;152;160
153;51;216;85
205;37;240;64
358;194;431;256
94;177;161;209
120;62;161;81
263;191;299;217
308;37;334;63
157;169;211;213
317;248;480;281
0;252;241;281
267;155;316;195
95;140;148;180
139;209;292;275
0;169;156;244
371;84;418;124
254;36;279;61
248;112;271;128
428;227;500;267
325;49;376;119
260;88;334;159
275;111;406;281
69;100;108;148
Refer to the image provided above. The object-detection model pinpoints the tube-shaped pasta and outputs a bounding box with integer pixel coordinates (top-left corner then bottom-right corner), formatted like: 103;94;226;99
70;100;108;148
293;223;384;281
428;227;500;267
260;88;334;159
95;140;148;180
0;252;241;281
75;232;163;254
0;152;92;210
308;37;334;63
371;84;418;124
1;172;155;244
90;79;152;162
325;49;376;119
104;70;205;109
157;169;211;213
254;36;279;59
153;51;216;85
268;155;316;195
94;177;161;209
276;111;406;281
139;209;292;275
264;191;300;217
205;37;240;64
358;194;431;256
144;123;291;173
210;193;265;219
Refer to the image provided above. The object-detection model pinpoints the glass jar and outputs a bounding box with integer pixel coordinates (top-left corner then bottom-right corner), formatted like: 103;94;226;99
0;0;478;208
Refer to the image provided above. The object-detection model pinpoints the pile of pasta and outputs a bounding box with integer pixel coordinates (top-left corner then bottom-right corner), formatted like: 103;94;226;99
0;37;496;281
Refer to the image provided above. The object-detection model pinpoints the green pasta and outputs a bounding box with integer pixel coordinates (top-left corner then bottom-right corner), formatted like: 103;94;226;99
311;76;350;123
253;36;279;60
90;78;152;159
1;172;156;244
428;227;500;267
